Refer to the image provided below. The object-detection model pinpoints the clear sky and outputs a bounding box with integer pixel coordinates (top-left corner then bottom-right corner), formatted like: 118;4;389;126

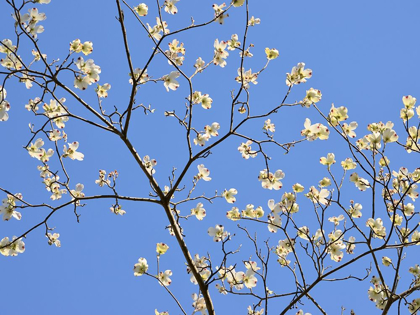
0;0;419;314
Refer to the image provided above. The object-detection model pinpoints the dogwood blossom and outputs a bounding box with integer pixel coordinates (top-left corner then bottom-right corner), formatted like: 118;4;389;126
265;47;279;60
133;257;148;276
366;218;386;238
329;104;349;126
0;39;16;54
301;118;330;141
341;158;357;170
213;3;228;24
258;169;285;190
192;293;207;314
222;188;237;203
306;186;330;206
134;3;148;16
238;140;257;159
204;122;220;137
241;204;264;218
110;204;126;216
63;142;84;161
129;68;149;84
196;164;211;181
95;170;111;187
96;83;111;98
286;62;312;86
263;119;275;132
50;182;67;200
227;34;240;50
248;16;260;26
235;67;258;89
158;270;172;286
46;233;61;247
208;224;229;242
342;121;358;138
319;177;331;187
226;207;241;221
301;88;322;107
328;214;345;226
0;193;22;221
164;0;179;14
194;57;205;70
191;203;206;220
213;38;229;67
156;243;169;255
187;254;211;284
348;202;362;218
350;172;370;191
163;71;180;91
142;155;157;175
0;54;23;70
0;236;25;256
320;153;336;167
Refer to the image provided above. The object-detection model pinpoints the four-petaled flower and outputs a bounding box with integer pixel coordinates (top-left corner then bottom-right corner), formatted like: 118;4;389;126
208;224;229;242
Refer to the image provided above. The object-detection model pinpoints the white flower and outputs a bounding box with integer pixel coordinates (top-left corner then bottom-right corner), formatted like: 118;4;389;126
46;233;61;247
366;218;386;239
196;164;211;181
0;193;22;221
164;0;179;14
129;68;149;84
158;270;172;286
134;3;148;16
163;71;180;91
110;204;126;216
192;293;207;314
95;83;111;98
70;183;85;199
222;188;237;203
348;203;362;218
286;62;312;86
208;224;228;242
133;257;148;276
258;169;285;190
63;142;84;161
142;155;157;175
0;236;25;256
191;203;206;220
350;173;370;191
238;140;257;159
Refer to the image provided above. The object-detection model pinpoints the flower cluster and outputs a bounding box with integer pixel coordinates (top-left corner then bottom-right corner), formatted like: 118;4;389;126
193;122;220;146
69;39;93;55
301;118;330;141
43;98;69;129
187;254;210;284
235;68;258;89
13;8;46;38
165;39;185;66
190;91;213;109
213;39;229;67
356;121;398;150
147;17;169;40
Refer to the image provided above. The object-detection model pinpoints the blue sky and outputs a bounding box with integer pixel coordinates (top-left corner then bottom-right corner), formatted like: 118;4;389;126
0;0;419;314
